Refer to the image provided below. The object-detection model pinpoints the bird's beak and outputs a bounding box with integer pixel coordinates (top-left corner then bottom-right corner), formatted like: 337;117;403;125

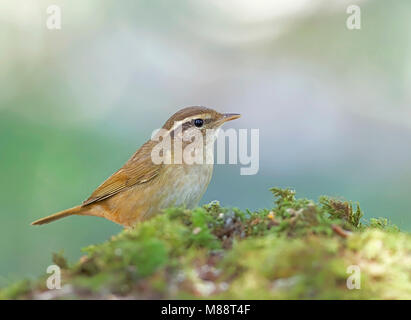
221;113;241;123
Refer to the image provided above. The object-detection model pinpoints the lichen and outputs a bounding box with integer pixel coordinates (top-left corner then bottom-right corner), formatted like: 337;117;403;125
1;188;410;299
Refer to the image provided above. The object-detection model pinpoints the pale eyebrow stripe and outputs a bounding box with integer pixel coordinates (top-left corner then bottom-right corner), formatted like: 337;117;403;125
166;113;211;133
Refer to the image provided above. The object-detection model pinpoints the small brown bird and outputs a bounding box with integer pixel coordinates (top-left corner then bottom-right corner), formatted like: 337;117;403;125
31;106;240;228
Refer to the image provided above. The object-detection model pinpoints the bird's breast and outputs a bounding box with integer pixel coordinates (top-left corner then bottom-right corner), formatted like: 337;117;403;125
158;163;214;209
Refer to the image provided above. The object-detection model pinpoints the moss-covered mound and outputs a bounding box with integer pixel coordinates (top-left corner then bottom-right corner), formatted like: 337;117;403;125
1;188;410;299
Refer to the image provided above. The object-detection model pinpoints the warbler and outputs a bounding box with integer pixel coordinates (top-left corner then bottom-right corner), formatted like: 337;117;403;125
31;106;240;228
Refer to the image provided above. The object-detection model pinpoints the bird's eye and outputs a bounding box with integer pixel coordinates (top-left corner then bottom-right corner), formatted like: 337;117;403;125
194;118;204;127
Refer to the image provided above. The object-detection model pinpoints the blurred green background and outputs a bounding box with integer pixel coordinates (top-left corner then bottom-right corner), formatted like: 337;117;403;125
1;0;411;285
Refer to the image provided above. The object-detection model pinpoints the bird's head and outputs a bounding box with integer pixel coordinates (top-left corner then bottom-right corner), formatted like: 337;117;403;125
151;106;240;165
162;106;241;136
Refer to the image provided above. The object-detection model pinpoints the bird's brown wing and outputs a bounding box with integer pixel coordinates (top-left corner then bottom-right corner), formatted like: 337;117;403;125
82;140;161;206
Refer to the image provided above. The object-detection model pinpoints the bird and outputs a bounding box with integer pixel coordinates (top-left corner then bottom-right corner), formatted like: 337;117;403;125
31;106;241;228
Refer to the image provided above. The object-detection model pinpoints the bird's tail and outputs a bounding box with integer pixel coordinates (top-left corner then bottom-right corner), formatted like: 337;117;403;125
31;205;85;226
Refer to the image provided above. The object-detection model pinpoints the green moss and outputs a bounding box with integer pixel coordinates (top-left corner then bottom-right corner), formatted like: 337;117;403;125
187;208;221;249
0;280;31;300
52;251;69;269
1;188;410;299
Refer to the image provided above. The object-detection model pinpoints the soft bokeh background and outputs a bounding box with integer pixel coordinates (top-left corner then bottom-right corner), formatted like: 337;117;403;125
1;0;411;285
